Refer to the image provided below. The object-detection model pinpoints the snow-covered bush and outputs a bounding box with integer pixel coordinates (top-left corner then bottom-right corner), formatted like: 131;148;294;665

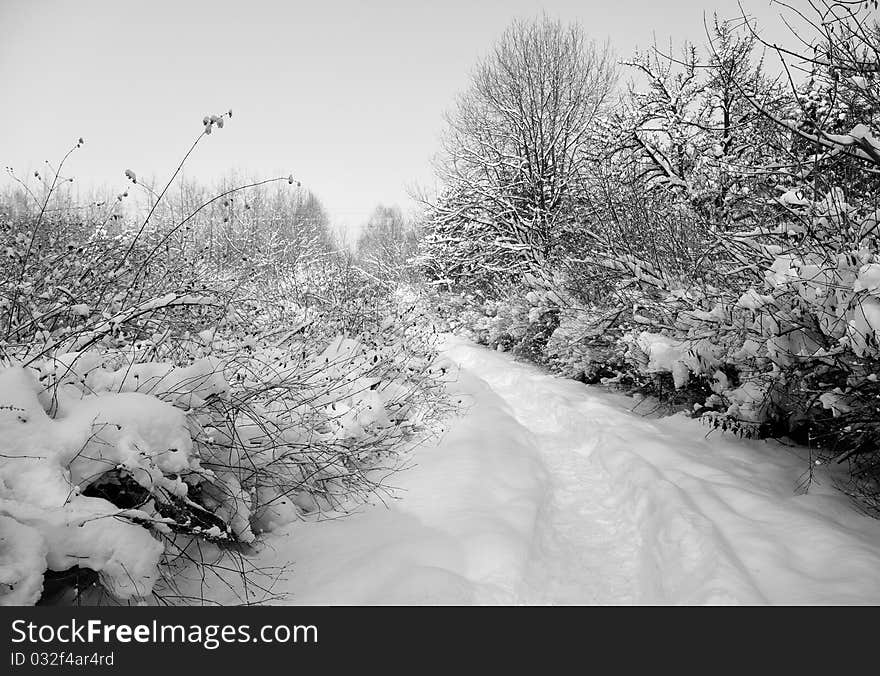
0;119;446;605
420;284;561;360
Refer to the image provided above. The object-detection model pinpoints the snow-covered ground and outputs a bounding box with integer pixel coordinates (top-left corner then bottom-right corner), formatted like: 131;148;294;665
188;336;880;605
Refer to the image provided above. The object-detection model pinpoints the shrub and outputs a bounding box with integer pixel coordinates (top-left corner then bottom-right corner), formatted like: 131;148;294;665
0;117;445;606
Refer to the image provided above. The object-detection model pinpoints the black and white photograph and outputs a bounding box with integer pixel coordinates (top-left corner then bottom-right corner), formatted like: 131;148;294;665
2;0;880;621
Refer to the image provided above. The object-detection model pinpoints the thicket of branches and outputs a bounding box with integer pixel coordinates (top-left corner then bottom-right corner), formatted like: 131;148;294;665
355;205;420;287
0;115;447;606
418;3;880;513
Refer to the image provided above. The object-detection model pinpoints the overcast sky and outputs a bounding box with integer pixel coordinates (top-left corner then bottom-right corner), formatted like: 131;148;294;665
1;0;791;235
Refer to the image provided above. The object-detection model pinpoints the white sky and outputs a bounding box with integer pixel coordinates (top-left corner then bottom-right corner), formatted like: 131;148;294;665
1;0;792;235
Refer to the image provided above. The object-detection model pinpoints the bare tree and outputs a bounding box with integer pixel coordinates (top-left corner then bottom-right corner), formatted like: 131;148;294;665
356;204;418;283
422;15;616;291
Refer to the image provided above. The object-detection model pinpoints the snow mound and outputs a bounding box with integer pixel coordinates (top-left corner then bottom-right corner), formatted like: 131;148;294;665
0;365;192;604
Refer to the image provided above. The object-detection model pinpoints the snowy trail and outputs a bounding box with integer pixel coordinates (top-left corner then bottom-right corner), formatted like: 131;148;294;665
441;341;640;604
450;338;880;605
188;337;880;605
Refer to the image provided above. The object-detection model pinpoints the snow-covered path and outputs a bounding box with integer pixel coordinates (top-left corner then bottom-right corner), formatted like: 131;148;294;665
189;337;880;605
443;341;641;604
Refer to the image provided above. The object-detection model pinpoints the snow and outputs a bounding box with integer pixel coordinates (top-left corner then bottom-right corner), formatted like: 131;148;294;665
723;381;769;423
175;337;880;605
83;357;229;408
819;390;851;417
632;331;722;389
736;288;773;311
765;255;799;287
849;295;880;356
854;263;880;294
634;332;690;386
777;189;810;207
0;365;193;604
0;514;48;605
173;344;549;605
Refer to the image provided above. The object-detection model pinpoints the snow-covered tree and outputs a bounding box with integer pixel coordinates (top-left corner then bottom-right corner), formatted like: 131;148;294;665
600;19;787;222
420;15;616;292
356;205;419;282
